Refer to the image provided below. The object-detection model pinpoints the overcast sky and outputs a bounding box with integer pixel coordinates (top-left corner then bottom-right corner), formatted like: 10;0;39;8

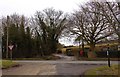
0;0;91;46
0;0;116;46
0;0;90;17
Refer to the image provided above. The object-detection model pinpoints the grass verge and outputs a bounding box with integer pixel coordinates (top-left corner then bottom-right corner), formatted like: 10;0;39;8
78;57;119;61
85;64;119;75
13;55;61;60
1;60;18;69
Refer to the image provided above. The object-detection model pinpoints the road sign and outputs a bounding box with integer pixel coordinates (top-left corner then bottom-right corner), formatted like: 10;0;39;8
8;45;14;51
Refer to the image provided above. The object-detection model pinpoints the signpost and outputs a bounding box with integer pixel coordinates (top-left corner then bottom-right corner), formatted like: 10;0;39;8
8;45;14;60
107;47;110;67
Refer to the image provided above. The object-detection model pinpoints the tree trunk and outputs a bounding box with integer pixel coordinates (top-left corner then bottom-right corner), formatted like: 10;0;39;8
87;44;96;58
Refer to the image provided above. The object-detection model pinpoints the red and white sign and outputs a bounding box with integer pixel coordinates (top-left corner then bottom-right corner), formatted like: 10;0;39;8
8;45;14;50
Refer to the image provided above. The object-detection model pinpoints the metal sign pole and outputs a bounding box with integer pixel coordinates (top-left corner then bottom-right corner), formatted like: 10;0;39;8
6;16;10;59
107;47;110;67
108;54;110;67
10;50;12;60
8;45;14;60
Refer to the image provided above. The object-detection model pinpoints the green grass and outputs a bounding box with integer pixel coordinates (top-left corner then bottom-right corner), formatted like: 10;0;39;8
85;64;119;75
1;60;18;69
0;60;2;68
13;55;61;60
78;57;119;61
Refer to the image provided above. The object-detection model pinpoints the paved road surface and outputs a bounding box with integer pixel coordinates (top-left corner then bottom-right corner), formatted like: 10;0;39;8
2;60;119;75
0;69;2;77
13;60;119;64
2;54;119;76
2;61;103;75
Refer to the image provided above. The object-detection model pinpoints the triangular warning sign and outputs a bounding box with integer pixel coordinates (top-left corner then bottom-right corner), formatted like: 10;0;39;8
8;45;14;50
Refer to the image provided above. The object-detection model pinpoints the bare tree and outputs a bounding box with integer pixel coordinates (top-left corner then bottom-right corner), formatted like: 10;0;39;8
105;2;120;43
89;1;120;43
69;2;113;58
33;8;67;55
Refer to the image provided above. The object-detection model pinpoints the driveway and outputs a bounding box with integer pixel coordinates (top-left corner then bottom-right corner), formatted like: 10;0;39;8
53;54;75;61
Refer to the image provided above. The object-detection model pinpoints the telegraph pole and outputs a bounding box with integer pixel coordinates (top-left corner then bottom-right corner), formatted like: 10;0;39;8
6;16;9;59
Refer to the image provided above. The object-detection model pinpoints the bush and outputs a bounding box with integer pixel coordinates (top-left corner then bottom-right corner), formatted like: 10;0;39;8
56;49;62;54
96;50;119;58
43;55;61;60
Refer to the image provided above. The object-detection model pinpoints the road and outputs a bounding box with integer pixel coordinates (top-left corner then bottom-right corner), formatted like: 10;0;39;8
2;61;103;75
2;54;119;76
2;60;119;76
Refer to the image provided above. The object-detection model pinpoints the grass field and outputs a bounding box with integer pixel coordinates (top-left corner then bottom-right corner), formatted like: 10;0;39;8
85;64;119;75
